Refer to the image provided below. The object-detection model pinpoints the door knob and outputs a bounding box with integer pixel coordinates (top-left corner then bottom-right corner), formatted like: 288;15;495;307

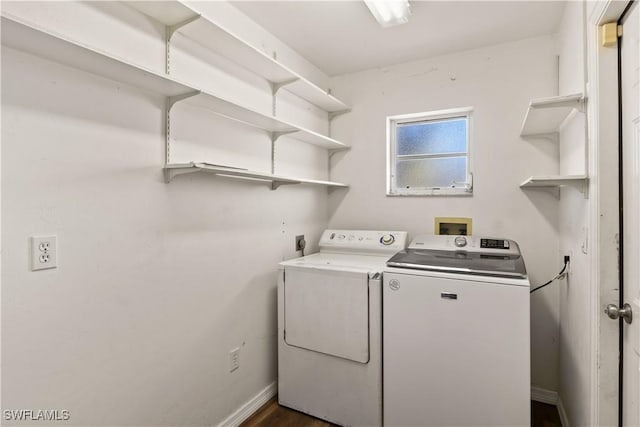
605;303;633;324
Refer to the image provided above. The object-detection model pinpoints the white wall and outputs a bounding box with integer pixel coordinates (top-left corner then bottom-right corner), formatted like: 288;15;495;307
557;2;593;426
329;36;563;391
1;2;337;425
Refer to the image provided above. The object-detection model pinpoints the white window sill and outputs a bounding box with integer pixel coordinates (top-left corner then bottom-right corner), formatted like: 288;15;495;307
387;189;473;197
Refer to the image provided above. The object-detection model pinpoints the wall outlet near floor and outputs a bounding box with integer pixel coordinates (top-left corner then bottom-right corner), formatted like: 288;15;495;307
229;348;240;372
295;235;306;252
31;235;57;271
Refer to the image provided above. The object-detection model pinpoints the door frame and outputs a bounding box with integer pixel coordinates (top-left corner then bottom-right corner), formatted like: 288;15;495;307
587;1;631;425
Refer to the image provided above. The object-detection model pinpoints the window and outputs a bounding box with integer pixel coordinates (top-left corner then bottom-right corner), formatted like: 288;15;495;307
387;107;473;196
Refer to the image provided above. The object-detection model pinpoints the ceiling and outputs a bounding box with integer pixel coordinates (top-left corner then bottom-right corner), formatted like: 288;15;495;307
231;1;566;76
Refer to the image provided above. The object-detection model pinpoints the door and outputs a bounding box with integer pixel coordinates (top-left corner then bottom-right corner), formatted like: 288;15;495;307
621;2;640;424
283;266;370;363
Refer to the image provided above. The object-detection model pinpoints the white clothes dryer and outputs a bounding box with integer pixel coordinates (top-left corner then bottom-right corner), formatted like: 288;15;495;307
278;229;407;427
383;235;531;427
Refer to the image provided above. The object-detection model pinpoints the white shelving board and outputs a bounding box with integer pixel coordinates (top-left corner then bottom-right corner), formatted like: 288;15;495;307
1;15;194;97
520;175;588;188
185;93;347;149
0;15;349;151
520;175;588;198
165;162;349;190
520;93;585;137
126;1;350;112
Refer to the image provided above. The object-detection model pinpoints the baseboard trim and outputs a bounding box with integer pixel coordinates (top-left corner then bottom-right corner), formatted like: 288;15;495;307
531;386;559;405
218;382;277;427
557;396;570;427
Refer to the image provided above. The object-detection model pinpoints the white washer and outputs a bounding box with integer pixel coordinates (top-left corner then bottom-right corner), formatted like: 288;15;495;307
278;229;407;427
383;235;530;427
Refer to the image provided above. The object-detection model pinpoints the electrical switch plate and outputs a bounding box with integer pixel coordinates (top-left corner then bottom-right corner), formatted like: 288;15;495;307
229;348;240;372
31;235;57;271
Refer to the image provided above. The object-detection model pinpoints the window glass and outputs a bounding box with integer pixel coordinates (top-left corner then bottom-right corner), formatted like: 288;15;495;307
396;157;467;189
387;108;472;196
396;118;467;156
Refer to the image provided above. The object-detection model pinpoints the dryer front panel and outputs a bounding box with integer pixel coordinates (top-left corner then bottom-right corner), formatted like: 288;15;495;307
284;266;370;363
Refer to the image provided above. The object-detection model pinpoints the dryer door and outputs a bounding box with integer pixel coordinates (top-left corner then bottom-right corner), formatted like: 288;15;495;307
284;266;370;363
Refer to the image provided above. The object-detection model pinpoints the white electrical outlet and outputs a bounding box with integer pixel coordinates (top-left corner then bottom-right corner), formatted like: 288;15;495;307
31;235;57;271
229;348;240;372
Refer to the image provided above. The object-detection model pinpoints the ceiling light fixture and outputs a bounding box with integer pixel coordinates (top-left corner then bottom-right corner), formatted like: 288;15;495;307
364;0;411;28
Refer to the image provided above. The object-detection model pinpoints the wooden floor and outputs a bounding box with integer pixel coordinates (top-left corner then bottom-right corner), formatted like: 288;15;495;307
241;398;562;427
531;401;563;427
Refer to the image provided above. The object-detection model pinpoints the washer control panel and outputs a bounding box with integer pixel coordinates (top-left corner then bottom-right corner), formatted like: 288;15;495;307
454;236;467;247
320;230;408;254
380;234;396;245
409;235;520;255
480;238;510;249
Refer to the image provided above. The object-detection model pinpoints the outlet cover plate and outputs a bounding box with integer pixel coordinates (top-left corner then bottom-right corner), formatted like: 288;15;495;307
229;348;240;372
31;235;57;271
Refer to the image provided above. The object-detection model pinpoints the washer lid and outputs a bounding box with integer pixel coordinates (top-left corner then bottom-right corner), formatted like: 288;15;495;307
386;249;527;279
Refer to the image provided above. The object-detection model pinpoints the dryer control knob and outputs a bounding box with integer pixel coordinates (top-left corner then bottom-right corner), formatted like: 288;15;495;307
381;234;395;245
454;236;467;247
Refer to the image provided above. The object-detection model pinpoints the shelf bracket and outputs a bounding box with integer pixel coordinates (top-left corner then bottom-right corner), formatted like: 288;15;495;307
269;79;299;116
520;180;589;199
165;14;201;74
165;91;201;165
271;180;300;191
328;109;351;121
327;146;351;182
269;130;298;173
577;180;589;199
328;109;351;137
270;130;298;143
168;91;201;112
328;146;351;157
522;133;560;143
558;178;589;199
269;79;300;95
164;166;198;183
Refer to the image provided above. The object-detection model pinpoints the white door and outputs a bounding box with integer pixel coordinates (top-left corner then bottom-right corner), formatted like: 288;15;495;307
283;266;370;363
621;3;640;424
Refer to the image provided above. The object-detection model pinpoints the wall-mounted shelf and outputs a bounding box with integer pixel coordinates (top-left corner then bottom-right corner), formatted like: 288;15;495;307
165;162;349;190
520;175;588;198
126;1;350;113
519;92;589;198
0;16;349;151
184;93;348;149
520;93;585;137
1;15;195;96
520;175;588;188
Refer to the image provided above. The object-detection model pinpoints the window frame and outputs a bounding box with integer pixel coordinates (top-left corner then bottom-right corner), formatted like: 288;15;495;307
386;106;474;196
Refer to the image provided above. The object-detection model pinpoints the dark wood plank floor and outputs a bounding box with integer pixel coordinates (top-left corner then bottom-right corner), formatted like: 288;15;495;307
531;401;563;427
241;398;334;427
241;398;562;427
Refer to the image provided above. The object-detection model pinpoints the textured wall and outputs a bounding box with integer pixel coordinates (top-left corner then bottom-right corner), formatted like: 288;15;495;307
329;36;562;391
